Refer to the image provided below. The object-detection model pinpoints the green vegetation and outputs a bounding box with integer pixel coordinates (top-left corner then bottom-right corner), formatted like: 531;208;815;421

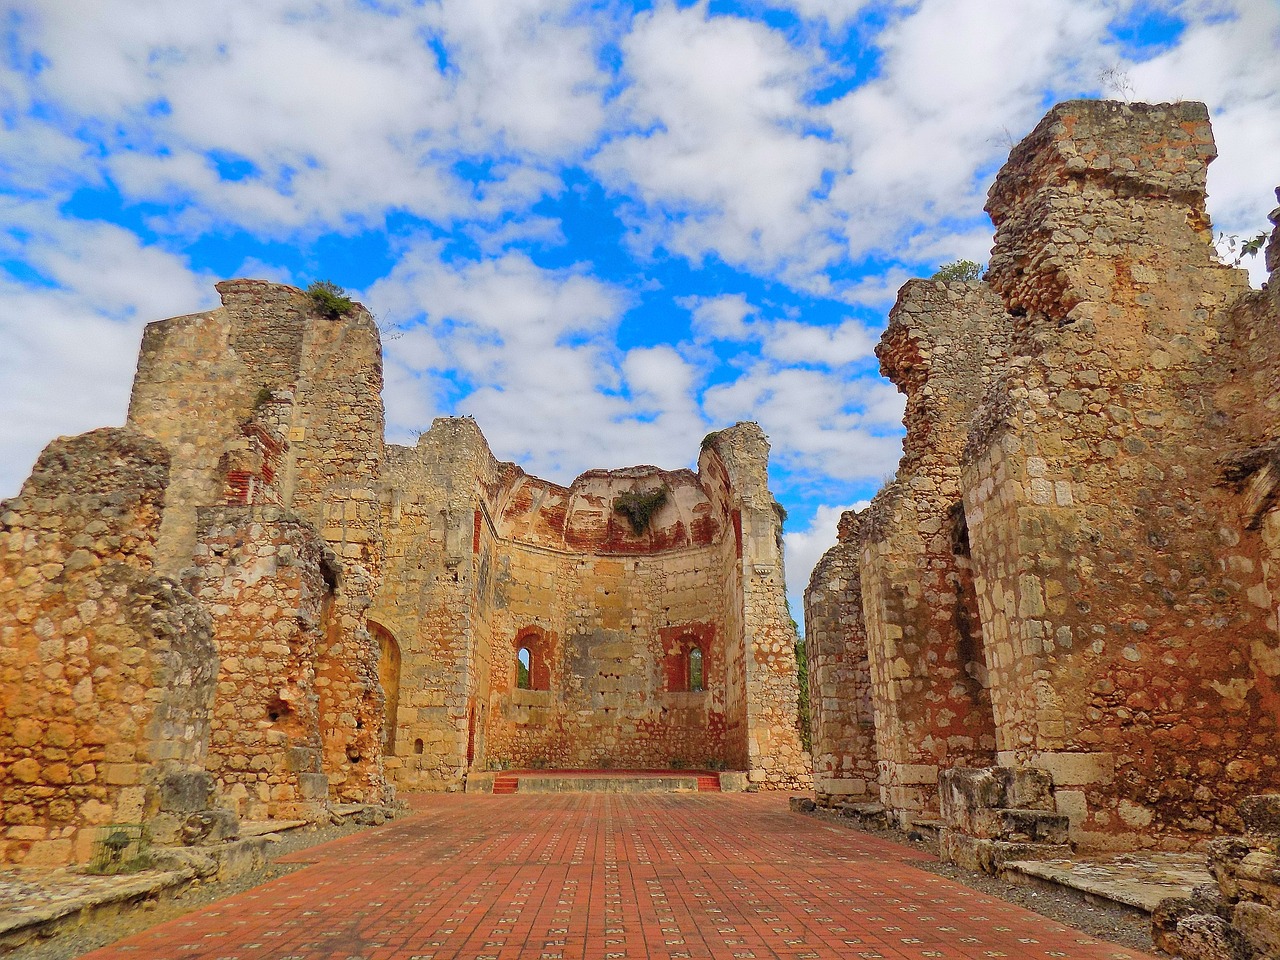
1218;231;1269;267
307;280;354;318
931;259;983;282
613;487;668;535
793;621;811;754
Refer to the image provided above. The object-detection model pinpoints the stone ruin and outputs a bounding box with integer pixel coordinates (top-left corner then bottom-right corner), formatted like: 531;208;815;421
806;96;1280;883
2;283;809;865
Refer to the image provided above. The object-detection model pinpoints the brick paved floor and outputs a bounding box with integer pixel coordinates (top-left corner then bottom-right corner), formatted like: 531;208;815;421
83;794;1156;960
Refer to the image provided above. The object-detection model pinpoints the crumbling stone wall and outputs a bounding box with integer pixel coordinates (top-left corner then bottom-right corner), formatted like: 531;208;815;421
699;424;812;789
806;100;1279;848
966;100;1277;847
188;506;335;821
803;511;877;807
371;418;500;791
374;419;810;790
857;280;1011;823
478;467;733;771
0;429;218;865
126;280;390;811
1155;794;1280;960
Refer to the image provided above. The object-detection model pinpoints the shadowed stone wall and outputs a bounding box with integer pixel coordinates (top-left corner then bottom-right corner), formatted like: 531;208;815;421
807;100;1280;849
0;429;218;865
803;510;877;807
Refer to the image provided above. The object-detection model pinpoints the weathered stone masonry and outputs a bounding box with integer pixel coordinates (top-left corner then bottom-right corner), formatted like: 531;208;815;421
371;418;812;792
807;100;1280;851
3;275;812;864
0;429;219;865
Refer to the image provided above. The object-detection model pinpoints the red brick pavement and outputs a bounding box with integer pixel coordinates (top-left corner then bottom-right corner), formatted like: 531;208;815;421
83;794;1157;960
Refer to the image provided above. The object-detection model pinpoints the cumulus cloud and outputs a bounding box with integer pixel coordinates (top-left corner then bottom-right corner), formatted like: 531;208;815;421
593;3;841;277
0;199;216;495
783;500;870;626
367;246;718;481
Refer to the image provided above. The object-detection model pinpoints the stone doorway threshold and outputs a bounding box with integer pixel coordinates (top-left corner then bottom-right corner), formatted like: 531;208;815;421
1002;850;1211;913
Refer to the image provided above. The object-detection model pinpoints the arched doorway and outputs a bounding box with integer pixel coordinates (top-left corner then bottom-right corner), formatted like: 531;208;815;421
370;622;401;755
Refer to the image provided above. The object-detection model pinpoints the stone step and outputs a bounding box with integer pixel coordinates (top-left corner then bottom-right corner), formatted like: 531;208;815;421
484;769;725;795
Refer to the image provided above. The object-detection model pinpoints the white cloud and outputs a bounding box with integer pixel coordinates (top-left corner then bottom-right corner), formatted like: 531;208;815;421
10;0;614;234
0;199;215;496
680;293;758;341
783;500;870;626
368;246;718;481
593;3;841;277
704;363;904;484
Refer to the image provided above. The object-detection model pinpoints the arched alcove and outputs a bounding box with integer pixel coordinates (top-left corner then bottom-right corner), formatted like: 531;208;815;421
370;622;401;755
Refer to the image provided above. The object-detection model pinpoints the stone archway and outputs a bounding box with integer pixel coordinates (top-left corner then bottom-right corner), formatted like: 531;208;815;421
371;622;401;755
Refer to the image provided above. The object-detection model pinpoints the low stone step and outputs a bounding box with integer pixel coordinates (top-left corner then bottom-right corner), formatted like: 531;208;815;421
990;808;1071;844
518;775;701;794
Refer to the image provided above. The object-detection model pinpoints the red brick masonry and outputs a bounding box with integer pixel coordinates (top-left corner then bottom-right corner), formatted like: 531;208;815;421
85;794;1155;960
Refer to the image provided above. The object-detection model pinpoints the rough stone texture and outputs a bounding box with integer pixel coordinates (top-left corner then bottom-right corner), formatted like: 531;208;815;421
938;765;1070;875
187;506;336;821
0;429;218;865
807;100;1280;851
126;280;390;814
803;510;877;807
857;280;1012;822
967;100;1277;848
372;418;811;792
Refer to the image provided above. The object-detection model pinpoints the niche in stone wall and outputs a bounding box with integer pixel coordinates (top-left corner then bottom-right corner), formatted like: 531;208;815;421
372;622;401;755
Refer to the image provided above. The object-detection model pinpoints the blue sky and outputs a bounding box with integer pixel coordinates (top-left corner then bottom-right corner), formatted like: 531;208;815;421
2;0;1278;617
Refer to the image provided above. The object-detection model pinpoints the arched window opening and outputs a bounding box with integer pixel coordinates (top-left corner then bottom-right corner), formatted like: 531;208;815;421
689;647;704;692
514;628;551;691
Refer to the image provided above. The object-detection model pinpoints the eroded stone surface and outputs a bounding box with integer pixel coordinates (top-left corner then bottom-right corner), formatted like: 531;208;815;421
807;99;1280;850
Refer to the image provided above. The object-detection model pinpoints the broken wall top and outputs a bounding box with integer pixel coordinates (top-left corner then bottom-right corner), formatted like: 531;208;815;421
985;99;1230;327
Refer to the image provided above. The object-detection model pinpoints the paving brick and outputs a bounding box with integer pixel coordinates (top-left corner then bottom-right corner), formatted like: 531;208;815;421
82;794;1156;960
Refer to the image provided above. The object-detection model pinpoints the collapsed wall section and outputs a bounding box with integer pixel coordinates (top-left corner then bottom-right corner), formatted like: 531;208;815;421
188;506;336;821
126;280;389;809
803;510;877;807
0;429;218;865
964;100;1277;847
857;280;1011;823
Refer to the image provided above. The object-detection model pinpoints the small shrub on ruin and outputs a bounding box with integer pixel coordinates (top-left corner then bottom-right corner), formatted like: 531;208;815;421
613;487;668;535
307;280;354;318
931;260;983;282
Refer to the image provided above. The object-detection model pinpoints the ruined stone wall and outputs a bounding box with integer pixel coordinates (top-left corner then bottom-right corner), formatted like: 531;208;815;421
702;425;812;789
857;280;1010;823
373;419;808;789
127;280;389;809
477;467;732;771
963;100;1277;847
0;429;218;865
798;514;880;808
372;418;500;791
187;506;335;821
803;510;877;807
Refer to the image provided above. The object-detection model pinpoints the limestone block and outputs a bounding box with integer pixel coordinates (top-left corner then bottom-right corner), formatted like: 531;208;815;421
1172;914;1254;960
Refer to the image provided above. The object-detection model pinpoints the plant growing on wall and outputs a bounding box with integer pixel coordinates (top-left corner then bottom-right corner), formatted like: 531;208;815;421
931;260;983;282
613;487;668;535
307;280;354;318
